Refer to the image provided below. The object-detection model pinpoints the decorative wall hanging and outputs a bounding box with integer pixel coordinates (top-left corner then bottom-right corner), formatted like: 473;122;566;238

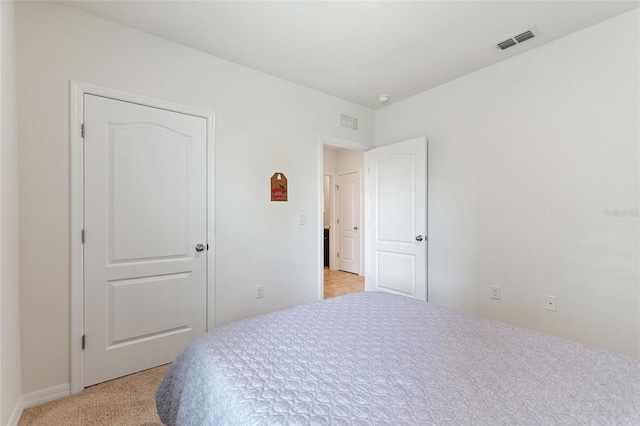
271;172;288;202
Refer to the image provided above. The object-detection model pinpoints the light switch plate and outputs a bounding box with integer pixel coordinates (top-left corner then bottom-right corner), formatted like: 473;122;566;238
490;285;500;300
545;295;557;312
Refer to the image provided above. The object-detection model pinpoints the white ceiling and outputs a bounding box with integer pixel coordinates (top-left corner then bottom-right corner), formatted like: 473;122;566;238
58;1;639;109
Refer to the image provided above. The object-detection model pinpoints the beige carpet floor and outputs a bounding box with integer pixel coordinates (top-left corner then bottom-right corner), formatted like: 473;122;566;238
19;364;169;426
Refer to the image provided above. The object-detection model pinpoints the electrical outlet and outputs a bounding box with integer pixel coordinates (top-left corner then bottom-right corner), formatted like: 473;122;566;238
490;285;501;300
545;295;557;312
256;285;264;299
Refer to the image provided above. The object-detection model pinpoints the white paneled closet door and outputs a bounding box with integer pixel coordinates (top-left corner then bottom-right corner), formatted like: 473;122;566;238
83;94;207;386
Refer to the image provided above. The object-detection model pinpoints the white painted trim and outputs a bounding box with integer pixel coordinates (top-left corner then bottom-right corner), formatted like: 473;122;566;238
22;383;70;409
320;135;370;151
425;140;429;301
363;153;372;292
206;106;217;332
70;81;216;394
7;396;24;426
317;140;325;300
323;173;336;271
70;81;84;394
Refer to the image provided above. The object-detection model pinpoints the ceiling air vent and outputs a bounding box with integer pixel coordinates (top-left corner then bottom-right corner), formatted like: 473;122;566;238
514;30;535;43
497;39;517;50
495;26;539;51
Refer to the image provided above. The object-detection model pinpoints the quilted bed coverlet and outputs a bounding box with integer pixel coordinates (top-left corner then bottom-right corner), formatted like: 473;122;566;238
156;292;640;425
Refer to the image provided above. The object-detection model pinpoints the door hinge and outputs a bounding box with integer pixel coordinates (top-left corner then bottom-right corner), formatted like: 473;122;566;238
81;123;85;138
337;252;340;258
81;335;86;350
81;229;85;244
336;185;339;190
337;218;340;224
207;244;209;250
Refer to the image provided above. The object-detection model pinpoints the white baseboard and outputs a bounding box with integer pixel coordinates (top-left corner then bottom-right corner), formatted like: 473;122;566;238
7;396;24;426
22;383;70;409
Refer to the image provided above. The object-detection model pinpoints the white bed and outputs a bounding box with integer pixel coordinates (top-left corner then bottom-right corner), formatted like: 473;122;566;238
156;291;640;425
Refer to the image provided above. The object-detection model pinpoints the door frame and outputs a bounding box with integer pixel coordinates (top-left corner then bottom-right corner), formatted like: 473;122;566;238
322;172;336;270
317;135;370;300
70;81;216;393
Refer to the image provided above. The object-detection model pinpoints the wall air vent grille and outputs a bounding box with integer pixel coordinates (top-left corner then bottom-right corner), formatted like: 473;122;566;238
495;26;539;51
340;113;359;131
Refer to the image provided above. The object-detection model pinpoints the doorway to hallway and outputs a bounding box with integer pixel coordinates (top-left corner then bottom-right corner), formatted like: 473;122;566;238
320;139;366;301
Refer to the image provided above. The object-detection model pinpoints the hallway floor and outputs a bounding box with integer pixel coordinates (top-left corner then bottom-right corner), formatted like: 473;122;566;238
324;267;364;299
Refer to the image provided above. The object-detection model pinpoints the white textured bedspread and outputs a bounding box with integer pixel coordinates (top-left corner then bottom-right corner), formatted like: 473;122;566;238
156;292;640;425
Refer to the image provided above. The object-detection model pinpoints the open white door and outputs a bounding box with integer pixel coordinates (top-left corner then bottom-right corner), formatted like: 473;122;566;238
83;94;207;386
337;171;361;274
366;137;427;300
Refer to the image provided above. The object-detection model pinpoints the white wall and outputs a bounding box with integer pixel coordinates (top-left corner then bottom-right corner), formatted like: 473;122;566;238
376;10;639;357
1;0;23;424
323;147;338;228
323;147;337;173
336;149;364;175
323;176;331;228
16;1;374;395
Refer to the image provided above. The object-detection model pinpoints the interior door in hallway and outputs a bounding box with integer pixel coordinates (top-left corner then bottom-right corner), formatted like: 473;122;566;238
366;136;427;300
337;171;360;274
83;94;207;386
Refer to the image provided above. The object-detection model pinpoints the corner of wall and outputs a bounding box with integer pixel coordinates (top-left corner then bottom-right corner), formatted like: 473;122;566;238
6;396;24;426
1;0;24;424
21;383;70;410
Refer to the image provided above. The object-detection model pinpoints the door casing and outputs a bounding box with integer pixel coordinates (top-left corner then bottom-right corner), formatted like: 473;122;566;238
323;172;336;271
70;81;216;393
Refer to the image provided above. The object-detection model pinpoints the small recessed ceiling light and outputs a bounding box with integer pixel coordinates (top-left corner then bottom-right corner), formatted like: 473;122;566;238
378;95;390;105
